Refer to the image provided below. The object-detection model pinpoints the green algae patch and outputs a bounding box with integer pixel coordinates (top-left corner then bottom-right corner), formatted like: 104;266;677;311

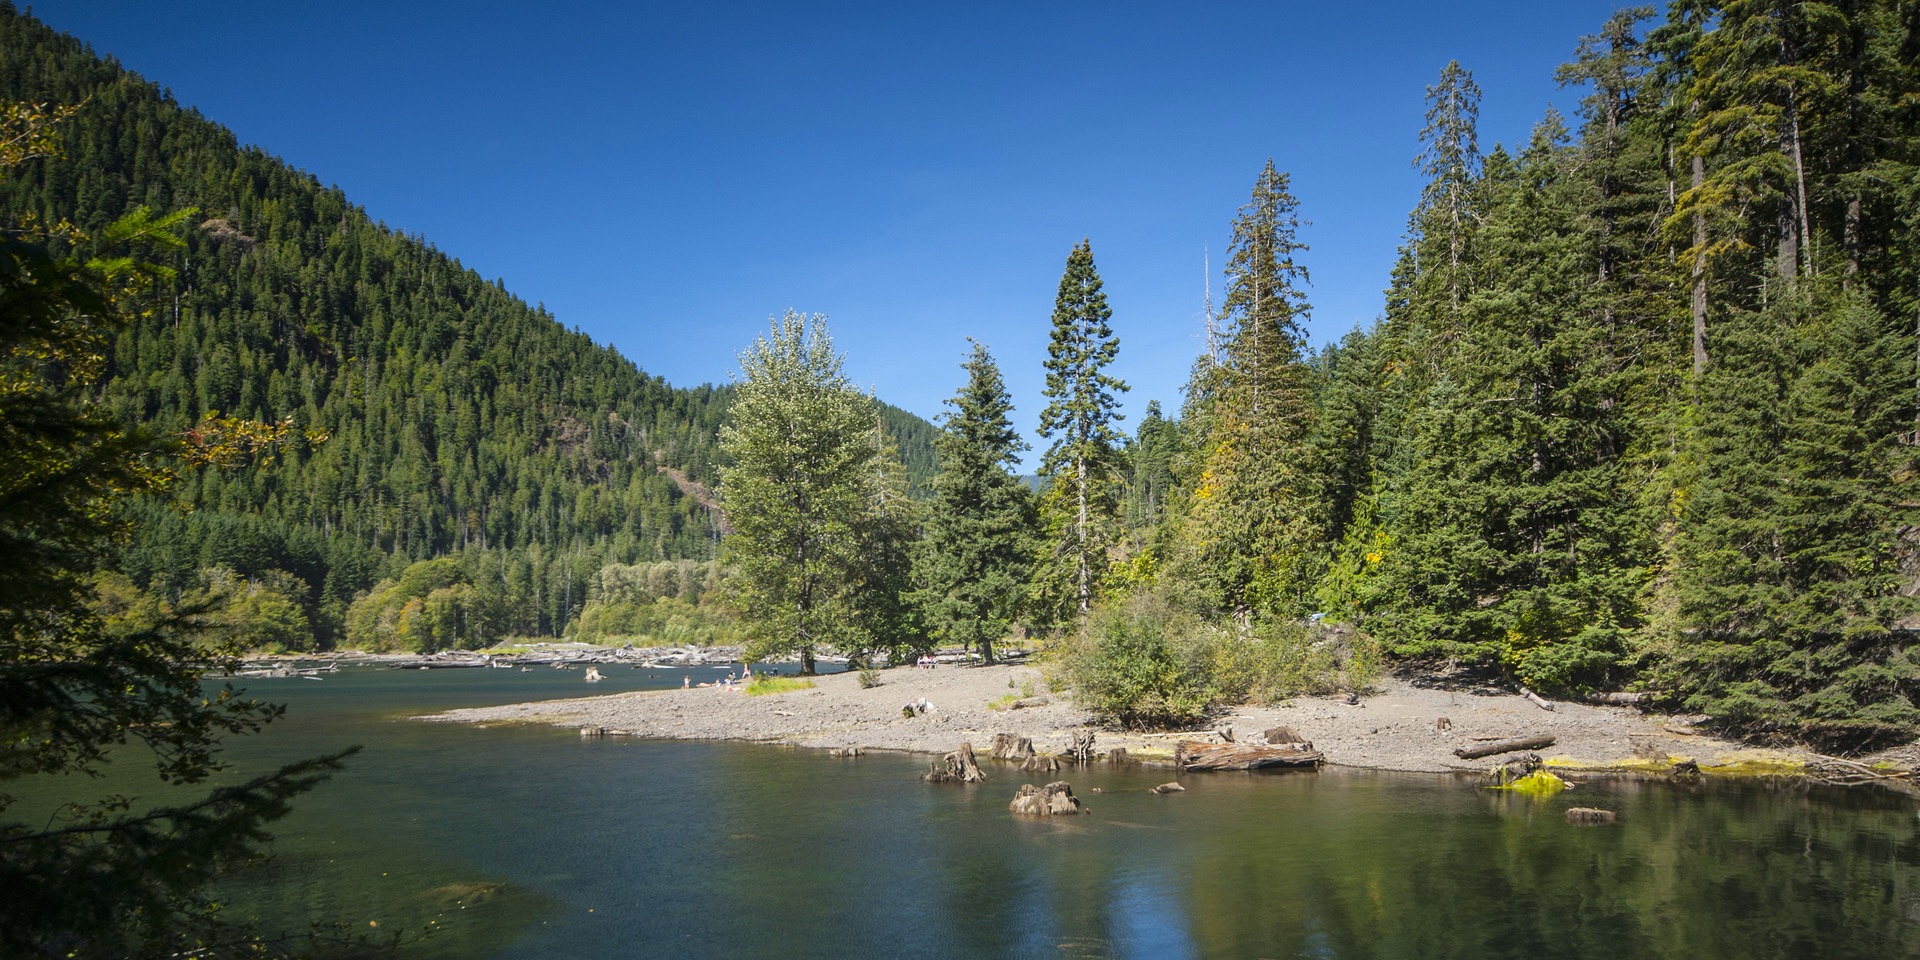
1700;750;1805;778
1491;769;1570;797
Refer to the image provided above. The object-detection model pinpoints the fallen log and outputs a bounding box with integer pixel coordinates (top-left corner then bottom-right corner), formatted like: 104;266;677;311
1176;740;1324;772
1583;691;1651;706
1454;736;1556;760
1519;687;1556;712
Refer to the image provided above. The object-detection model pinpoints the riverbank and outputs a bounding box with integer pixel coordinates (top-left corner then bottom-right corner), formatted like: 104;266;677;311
419;660;1827;777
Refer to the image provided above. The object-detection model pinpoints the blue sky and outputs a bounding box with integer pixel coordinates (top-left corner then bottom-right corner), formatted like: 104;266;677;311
34;1;1638;457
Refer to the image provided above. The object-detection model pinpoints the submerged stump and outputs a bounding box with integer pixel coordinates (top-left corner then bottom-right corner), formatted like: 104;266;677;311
924;742;987;784
1009;781;1086;816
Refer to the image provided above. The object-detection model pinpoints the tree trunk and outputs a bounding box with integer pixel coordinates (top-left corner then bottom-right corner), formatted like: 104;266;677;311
1691;152;1709;375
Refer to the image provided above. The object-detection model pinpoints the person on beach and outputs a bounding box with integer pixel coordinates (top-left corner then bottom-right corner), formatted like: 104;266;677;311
683;675;690;688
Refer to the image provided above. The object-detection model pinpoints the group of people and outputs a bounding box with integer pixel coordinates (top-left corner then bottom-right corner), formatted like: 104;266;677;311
915;655;939;670
684;666;754;690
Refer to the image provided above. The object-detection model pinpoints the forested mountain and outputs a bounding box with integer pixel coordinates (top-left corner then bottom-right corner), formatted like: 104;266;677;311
0;5;934;645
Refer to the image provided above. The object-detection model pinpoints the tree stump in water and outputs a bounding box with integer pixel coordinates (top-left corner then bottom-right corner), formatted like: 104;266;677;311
1022;754;1059;774
1008;781;1086;816
1105;748;1129;765
924;742;987;783
1565;807;1617;825
991;733;1035;761
1066;730;1097;764
1490;753;1543;785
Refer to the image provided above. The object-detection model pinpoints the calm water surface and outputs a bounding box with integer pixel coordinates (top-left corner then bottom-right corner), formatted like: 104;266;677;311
81;665;1920;958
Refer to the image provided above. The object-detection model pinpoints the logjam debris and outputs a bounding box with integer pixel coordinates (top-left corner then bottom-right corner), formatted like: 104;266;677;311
1176;740;1324;772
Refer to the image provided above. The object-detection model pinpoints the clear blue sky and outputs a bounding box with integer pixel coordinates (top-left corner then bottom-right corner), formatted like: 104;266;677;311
33;0;1637;458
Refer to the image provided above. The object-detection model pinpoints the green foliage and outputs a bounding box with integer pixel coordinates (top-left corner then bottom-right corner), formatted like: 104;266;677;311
1;195;351;955
1033;240;1129;628
912;341;1035;663
744;675;816;696
718;312;910;673
0;9;940;650
1064;592;1213;730
1167;160;1324;619
572;559;738;647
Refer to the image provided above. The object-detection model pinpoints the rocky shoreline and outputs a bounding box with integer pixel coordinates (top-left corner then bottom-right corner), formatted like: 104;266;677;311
418;659;1829;779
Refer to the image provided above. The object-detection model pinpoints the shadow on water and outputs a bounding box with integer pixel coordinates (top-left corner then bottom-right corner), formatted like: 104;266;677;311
30;665;1920;959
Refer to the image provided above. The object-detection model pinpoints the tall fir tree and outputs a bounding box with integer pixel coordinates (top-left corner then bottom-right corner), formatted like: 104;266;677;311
912;342;1034;663
1034;239;1128;628
1171;160;1323;618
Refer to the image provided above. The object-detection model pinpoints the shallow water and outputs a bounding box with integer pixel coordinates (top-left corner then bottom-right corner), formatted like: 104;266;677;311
35;664;1920;958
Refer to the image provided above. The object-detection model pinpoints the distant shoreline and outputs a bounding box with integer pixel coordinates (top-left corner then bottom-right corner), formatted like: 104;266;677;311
415;660;1836;782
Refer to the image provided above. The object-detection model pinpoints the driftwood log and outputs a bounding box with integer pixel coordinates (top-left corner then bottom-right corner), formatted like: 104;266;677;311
991;734;1035;761
1454;736;1556;760
1583;691;1650;706
1176;740;1324;771
924;742;987;783
1008;781;1086;816
1066;730;1097;764
1565;807;1617;825
1519;687;1556;712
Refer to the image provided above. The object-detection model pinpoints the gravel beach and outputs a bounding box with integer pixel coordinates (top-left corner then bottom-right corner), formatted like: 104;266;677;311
419;660;1811;774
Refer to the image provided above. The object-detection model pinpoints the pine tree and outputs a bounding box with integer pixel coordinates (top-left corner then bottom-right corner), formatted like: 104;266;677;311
1034;239;1128;627
913;342;1033;663
717;311;876;674
1171;161;1323;617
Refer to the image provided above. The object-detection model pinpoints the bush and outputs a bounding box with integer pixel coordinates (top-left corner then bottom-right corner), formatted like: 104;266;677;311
1065;592;1215;729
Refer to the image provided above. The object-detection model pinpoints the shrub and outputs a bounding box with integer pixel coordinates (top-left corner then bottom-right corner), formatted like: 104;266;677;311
1066;592;1215;729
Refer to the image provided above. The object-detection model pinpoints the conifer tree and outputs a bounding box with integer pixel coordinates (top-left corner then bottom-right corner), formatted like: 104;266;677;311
913;342;1033;663
1172;161;1323;617
1034;240;1128;627
717;311;876;674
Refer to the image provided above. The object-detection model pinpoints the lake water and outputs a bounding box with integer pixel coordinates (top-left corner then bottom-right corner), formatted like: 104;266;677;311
55;665;1920;958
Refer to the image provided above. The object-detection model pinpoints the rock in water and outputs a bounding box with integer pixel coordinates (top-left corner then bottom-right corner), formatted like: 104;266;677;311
1565;807;1618;825
1009;781;1086;816
1148;782;1185;795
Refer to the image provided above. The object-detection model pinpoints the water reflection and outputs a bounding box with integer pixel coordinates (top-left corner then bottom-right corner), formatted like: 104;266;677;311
32;666;1917;959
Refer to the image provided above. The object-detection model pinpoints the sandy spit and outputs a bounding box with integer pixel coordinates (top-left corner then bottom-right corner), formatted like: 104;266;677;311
416;661;1813;775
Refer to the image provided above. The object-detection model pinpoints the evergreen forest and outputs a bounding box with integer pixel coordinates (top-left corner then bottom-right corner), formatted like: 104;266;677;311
6;1;1920;752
